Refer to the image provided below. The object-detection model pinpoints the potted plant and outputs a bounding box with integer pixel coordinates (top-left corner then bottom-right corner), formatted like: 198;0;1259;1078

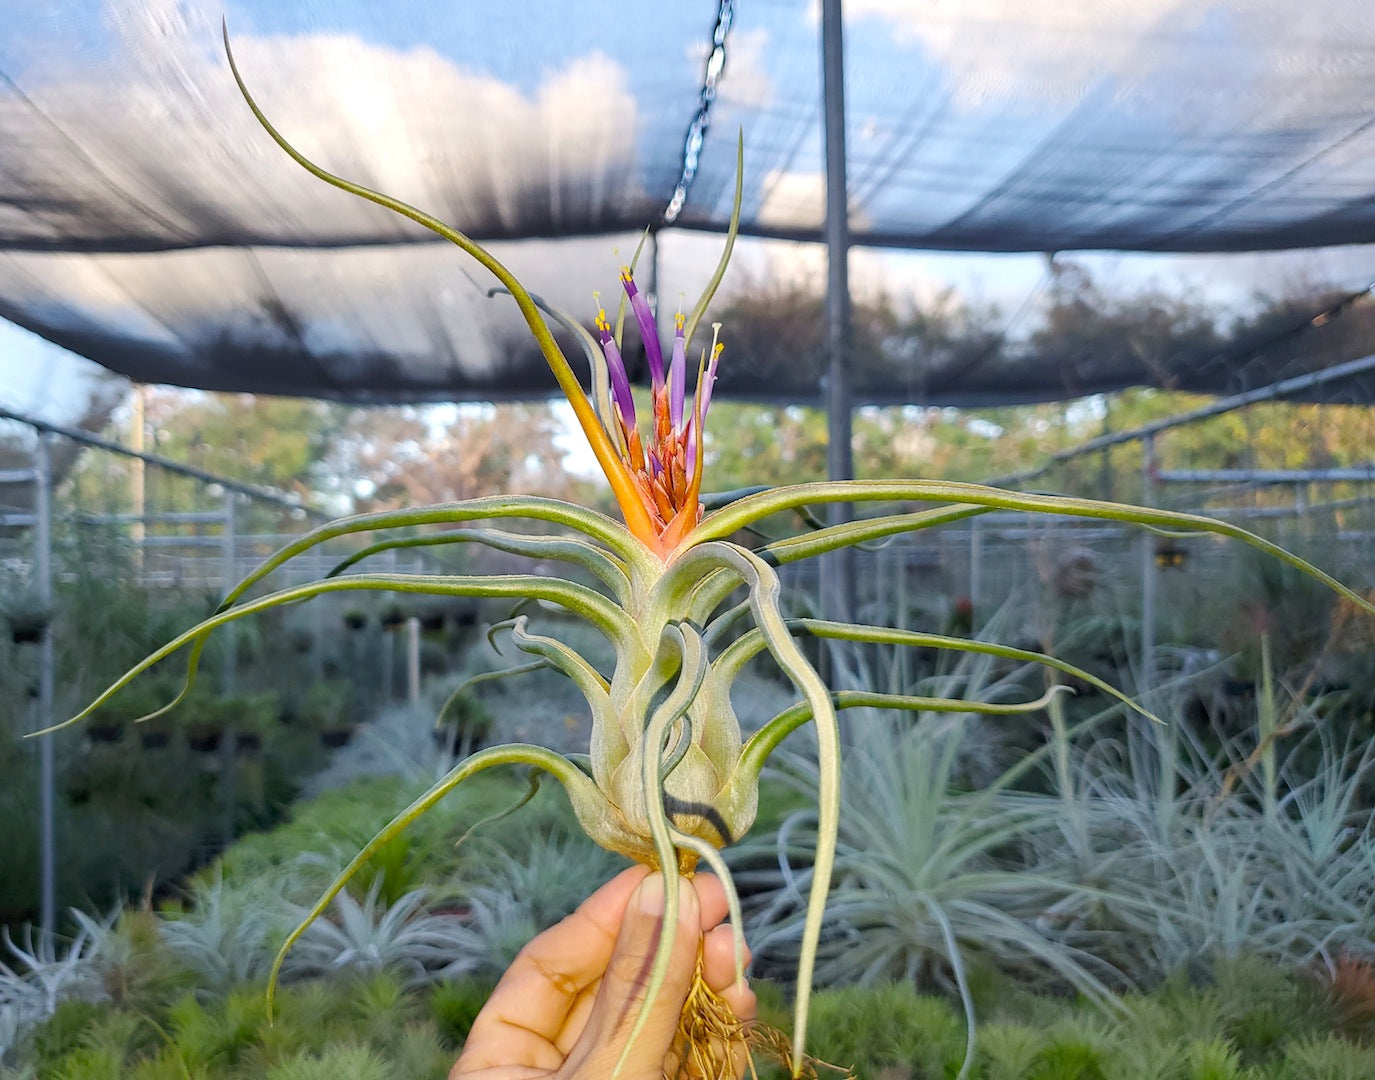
5;591;50;646
184;720;223;755
104;677;178;750
297;679;355;748
181;689;228;754
85;708;124;745
230;694;279;754
432;689;493;754
343;609;367;631
138;719;173;751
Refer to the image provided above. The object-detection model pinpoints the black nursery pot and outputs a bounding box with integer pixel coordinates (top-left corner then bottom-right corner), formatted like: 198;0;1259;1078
235;732;263;754
186;727;224;753
320;725;356;748
140;730;171;750
86;724;123;745
9;621;45;645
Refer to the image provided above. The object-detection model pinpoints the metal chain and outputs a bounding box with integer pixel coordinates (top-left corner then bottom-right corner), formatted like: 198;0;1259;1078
663;0;735;224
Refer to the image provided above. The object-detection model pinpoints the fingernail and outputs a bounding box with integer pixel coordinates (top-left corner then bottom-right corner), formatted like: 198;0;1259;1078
637;873;665;915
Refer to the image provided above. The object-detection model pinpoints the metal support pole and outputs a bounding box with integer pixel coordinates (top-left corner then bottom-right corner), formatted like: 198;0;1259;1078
220;490;237;693
219;490;237;847
1099;401;1113;502
1139;435;1157;690
130;385;146;569
34;432;56;946
820;0;854;627
969;518;984;618
381;627;395;701
406;617;422;706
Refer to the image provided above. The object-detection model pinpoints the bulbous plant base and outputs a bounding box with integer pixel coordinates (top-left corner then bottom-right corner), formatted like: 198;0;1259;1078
667;959;854;1080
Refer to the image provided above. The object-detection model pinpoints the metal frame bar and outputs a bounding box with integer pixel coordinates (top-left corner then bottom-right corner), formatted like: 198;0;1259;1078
1156;466;1375;485
821;0;855;628
989;352;1375;487
33;431;56;946
0;404;321;515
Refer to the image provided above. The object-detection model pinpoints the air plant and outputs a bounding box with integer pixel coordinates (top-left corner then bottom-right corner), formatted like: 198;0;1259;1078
38;24;1375;1080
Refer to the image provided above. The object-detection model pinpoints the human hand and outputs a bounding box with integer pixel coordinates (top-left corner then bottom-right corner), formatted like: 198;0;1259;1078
450;865;756;1080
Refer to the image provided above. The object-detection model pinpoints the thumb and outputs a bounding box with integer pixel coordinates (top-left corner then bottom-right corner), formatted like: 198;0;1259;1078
574;872;700;1078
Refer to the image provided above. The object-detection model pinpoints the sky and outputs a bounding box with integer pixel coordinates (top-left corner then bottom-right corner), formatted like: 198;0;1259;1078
0;321;125;431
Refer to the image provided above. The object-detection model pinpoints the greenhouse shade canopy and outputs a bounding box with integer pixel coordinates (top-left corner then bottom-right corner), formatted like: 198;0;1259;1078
3;0;1375;406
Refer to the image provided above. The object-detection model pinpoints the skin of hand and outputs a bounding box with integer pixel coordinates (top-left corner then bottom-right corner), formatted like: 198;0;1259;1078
450;865;756;1080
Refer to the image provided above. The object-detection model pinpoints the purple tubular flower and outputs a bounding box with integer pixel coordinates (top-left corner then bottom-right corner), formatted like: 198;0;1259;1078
668;312;687;432
699;335;723;422
595;302;636;430
686;336;723;479
621;268;664;392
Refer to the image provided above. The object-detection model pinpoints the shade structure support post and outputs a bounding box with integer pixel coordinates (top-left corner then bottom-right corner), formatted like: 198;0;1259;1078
1139;434;1157;691
34;431;56;947
820;0;855;632
969;517;984;620
130;385;146;572
220;489;237;693
406;616;421;706
219;489;238;847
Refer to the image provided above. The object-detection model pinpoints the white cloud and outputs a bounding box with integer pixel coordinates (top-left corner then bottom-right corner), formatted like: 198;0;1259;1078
2;0;642;248
838;0;1200;106
824;0;1375;118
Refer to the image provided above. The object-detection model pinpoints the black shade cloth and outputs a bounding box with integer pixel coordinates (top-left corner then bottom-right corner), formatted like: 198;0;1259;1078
3;1;1375;405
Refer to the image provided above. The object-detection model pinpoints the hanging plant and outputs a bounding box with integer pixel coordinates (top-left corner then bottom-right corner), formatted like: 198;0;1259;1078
184;724;223;755
5;592;50;645
85;712;124;744
38;28;1375;1080
319;724;356;749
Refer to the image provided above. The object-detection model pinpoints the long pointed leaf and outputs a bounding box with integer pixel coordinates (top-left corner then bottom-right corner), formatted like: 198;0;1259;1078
266;743;614;1018
684;479;1375;617
38;572;634;737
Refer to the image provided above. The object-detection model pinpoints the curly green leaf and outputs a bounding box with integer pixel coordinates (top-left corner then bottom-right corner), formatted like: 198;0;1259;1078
738;684;1073;783
266;743;614;1019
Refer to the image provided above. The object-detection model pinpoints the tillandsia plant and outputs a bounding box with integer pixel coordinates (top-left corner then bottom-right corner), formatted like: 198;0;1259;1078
40;24;1375;1080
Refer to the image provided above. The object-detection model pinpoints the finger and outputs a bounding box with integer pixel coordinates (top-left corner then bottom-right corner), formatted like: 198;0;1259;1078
692;872;731;931
702;923;756;1036
564;872;702;1076
718;977;757;1025
455;865;649;1071
701;923;751;996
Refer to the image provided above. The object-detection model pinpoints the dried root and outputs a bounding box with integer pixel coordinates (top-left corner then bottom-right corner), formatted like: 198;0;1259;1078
664;955;854;1080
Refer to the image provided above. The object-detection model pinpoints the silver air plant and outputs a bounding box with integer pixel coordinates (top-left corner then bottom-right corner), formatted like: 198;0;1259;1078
40;24;1375;1080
